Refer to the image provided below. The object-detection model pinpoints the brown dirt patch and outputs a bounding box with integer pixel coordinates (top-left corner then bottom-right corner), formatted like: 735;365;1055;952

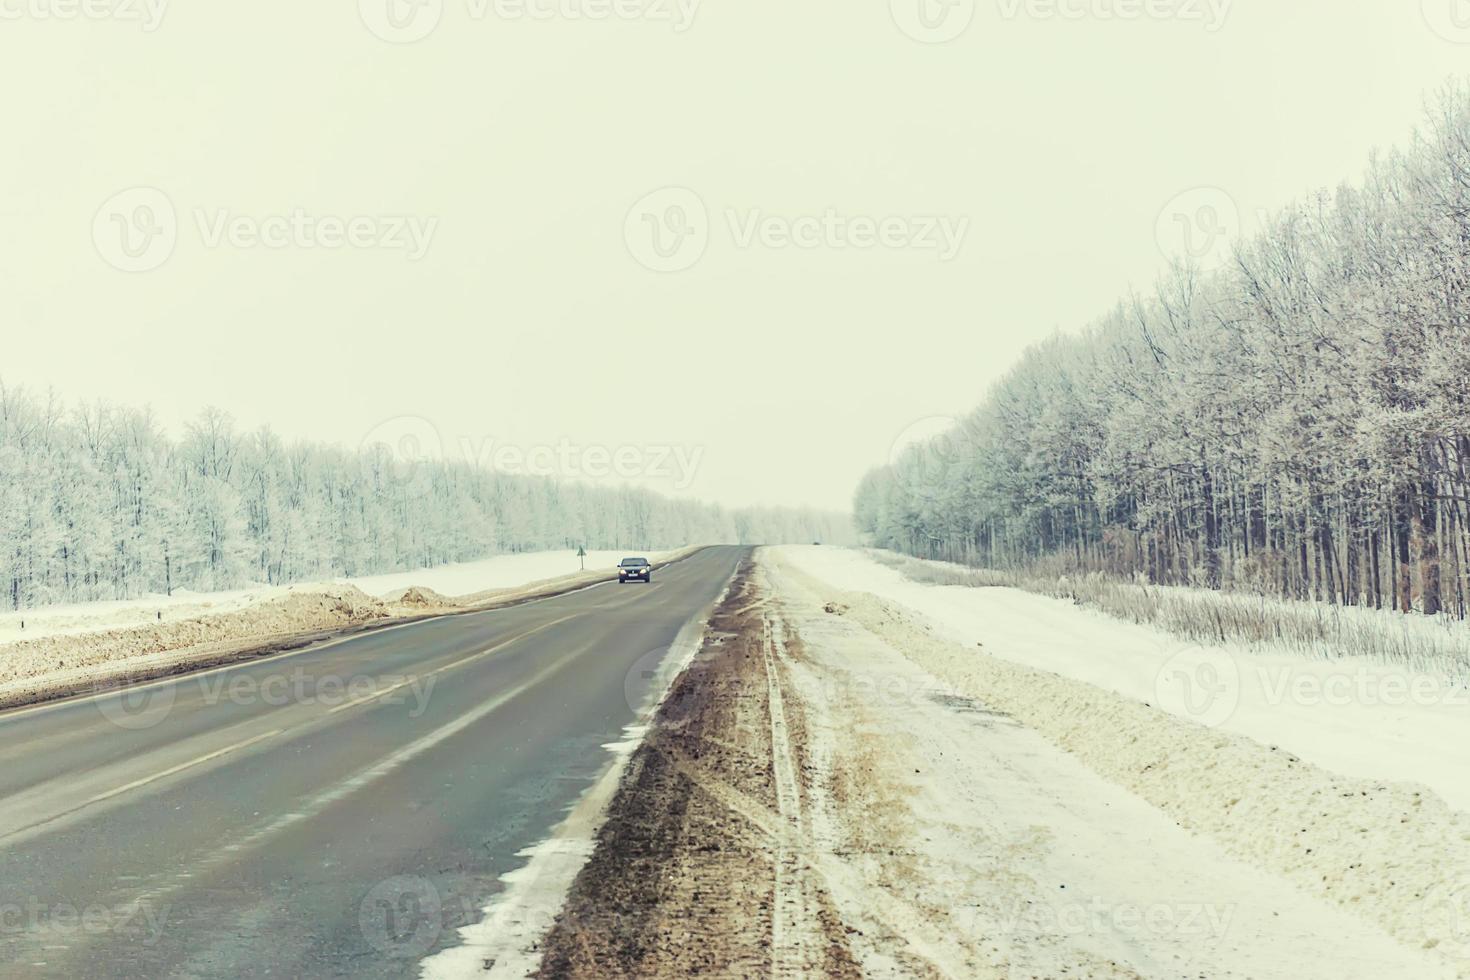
534;561;860;979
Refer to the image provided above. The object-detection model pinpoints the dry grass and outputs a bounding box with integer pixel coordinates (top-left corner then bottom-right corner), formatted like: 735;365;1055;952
869;550;1470;676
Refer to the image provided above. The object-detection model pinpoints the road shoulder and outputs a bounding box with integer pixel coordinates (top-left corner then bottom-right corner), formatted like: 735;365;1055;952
0;549;704;714
526;548;1460;979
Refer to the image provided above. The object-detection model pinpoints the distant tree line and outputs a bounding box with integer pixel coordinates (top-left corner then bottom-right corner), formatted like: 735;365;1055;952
856;85;1470;617
0;388;850;610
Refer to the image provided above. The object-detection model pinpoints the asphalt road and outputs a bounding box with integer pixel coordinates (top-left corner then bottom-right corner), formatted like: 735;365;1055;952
0;545;747;979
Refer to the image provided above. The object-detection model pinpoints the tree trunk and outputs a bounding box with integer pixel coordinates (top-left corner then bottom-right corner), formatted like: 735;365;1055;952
1415;476;1442;617
1395;492;1414;614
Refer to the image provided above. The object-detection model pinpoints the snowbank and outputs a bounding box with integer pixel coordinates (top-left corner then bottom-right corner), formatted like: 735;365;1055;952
777;546;1470;816
0;550;679;650
0;547;693;711
769;553;1460;979
0;585;391;708
341;550;677;601
0;585;298;648
774;554;1470;975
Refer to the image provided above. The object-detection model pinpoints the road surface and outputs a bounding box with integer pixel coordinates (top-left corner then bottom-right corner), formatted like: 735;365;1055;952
0;545;746;979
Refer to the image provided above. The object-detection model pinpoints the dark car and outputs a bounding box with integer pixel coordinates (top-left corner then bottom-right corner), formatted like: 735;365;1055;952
618;557;652;583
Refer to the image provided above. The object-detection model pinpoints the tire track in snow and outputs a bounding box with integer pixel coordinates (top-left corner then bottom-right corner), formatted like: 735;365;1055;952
762;604;812;977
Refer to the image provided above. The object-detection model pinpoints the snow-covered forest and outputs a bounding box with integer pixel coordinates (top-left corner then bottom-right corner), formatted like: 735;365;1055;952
0;386;851;610
856;86;1470;617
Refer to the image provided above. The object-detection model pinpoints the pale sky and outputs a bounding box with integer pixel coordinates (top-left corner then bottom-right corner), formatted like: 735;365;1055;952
1;0;1467;510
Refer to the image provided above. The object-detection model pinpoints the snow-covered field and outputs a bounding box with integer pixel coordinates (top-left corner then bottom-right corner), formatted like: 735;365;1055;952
0;548;686;709
777;546;1470;815
773;547;1470;976
340;550;677;600
767;553;1457;979
0;549;672;648
0;585;299;648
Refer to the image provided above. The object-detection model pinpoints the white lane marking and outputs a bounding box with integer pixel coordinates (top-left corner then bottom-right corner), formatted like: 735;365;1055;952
0;726;292;848
327;615;576;715
421;558;742;980
0;622;410;725
85;729;285;806
0;617;584;849
0;548;712;725
112;638;599;921
0;552;709;725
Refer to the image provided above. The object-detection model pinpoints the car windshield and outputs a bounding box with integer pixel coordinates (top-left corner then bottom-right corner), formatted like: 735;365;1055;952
621;558;648;567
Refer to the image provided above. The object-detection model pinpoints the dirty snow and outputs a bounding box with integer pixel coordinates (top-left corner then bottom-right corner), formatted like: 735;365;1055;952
768;552;1461;978
776;546;1470;816
0;549;675;650
420;569;730;980
773;550;1470;977
0;548;688;710
0;585;298;647
341;550;678;601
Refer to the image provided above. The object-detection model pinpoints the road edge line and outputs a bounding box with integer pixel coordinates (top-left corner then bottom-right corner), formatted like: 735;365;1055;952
418;554;744;980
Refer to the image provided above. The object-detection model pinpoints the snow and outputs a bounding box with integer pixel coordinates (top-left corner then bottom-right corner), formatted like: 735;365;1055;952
0;548;687;709
777;546;1470;816
420;573;729;980
340;549;676;600
772;551;1470;973
0;549;670;649
0;585;297;648
768;552;1460;979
